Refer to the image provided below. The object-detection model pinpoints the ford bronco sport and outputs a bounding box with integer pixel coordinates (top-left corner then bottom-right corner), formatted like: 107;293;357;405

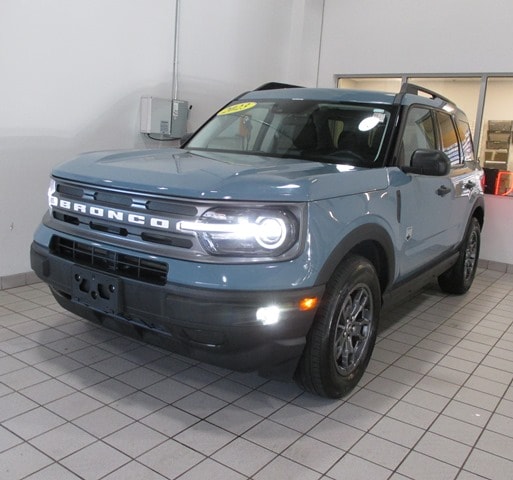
31;82;484;398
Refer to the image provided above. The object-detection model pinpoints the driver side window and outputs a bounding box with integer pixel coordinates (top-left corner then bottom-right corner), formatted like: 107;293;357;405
399;107;436;166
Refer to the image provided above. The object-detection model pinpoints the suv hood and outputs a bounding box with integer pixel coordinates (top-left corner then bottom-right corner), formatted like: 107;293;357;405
52;148;390;201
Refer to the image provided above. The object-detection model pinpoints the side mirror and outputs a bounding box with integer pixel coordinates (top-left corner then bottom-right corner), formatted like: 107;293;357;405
402;149;451;176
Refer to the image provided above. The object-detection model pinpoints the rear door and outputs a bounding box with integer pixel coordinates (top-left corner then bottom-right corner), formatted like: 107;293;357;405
437;111;481;245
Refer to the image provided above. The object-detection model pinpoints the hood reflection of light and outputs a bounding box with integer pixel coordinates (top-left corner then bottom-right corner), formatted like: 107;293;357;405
336;164;356;172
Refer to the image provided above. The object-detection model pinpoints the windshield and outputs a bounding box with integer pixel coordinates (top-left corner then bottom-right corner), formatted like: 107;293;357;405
185;99;391;166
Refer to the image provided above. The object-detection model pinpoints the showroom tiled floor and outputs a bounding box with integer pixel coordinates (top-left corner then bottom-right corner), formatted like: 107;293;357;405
1;268;513;479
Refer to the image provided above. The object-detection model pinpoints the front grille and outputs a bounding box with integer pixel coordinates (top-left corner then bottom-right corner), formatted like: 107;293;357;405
50;236;168;285
51;180;200;253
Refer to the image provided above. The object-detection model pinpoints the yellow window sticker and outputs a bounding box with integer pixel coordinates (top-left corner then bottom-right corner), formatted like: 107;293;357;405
217;102;257;116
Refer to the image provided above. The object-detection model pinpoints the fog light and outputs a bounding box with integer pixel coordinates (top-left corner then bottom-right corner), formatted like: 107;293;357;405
256;306;281;325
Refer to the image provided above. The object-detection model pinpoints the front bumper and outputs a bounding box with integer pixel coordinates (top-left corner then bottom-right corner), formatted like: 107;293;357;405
31;241;324;379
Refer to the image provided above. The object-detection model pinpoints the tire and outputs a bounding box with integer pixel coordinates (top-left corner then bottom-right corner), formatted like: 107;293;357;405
296;255;381;398
438;217;481;295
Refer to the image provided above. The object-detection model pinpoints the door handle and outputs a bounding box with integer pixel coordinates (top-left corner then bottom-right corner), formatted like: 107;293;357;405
436;185;451;196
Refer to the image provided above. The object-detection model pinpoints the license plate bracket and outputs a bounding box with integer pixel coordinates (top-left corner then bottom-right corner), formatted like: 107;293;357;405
71;266;121;314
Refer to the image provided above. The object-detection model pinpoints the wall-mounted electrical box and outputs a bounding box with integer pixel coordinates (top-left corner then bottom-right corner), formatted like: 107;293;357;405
140;96;189;138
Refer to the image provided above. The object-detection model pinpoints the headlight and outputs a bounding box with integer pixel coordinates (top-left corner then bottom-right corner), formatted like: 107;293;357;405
177;207;299;257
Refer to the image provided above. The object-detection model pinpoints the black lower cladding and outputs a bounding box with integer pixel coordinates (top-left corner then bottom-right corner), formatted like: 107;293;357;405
31;241;323;379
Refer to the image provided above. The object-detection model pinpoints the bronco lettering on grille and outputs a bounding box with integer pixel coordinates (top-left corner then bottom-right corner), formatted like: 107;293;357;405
49;196;171;230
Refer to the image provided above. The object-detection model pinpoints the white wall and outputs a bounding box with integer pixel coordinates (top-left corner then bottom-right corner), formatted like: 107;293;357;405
481;195;513;265
178;0;323;132
318;0;513;84
0;0;324;278
0;0;176;278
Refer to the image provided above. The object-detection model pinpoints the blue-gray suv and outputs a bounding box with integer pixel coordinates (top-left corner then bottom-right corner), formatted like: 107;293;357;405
31;82;485;398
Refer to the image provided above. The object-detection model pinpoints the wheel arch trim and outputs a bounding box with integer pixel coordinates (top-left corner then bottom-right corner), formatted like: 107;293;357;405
315;223;395;292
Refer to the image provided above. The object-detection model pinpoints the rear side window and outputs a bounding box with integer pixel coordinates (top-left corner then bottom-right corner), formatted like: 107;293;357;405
436;111;461;165
456;118;475;163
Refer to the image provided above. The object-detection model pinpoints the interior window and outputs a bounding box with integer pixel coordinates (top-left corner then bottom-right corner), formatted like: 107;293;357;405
399;107;436;166
436;111;461;165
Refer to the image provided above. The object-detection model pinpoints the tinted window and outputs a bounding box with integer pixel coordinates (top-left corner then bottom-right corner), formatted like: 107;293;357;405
456;118;475;163
436;111;461;165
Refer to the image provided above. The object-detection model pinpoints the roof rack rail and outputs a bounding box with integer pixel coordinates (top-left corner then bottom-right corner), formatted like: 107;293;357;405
395;82;454;106
253;82;303;91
